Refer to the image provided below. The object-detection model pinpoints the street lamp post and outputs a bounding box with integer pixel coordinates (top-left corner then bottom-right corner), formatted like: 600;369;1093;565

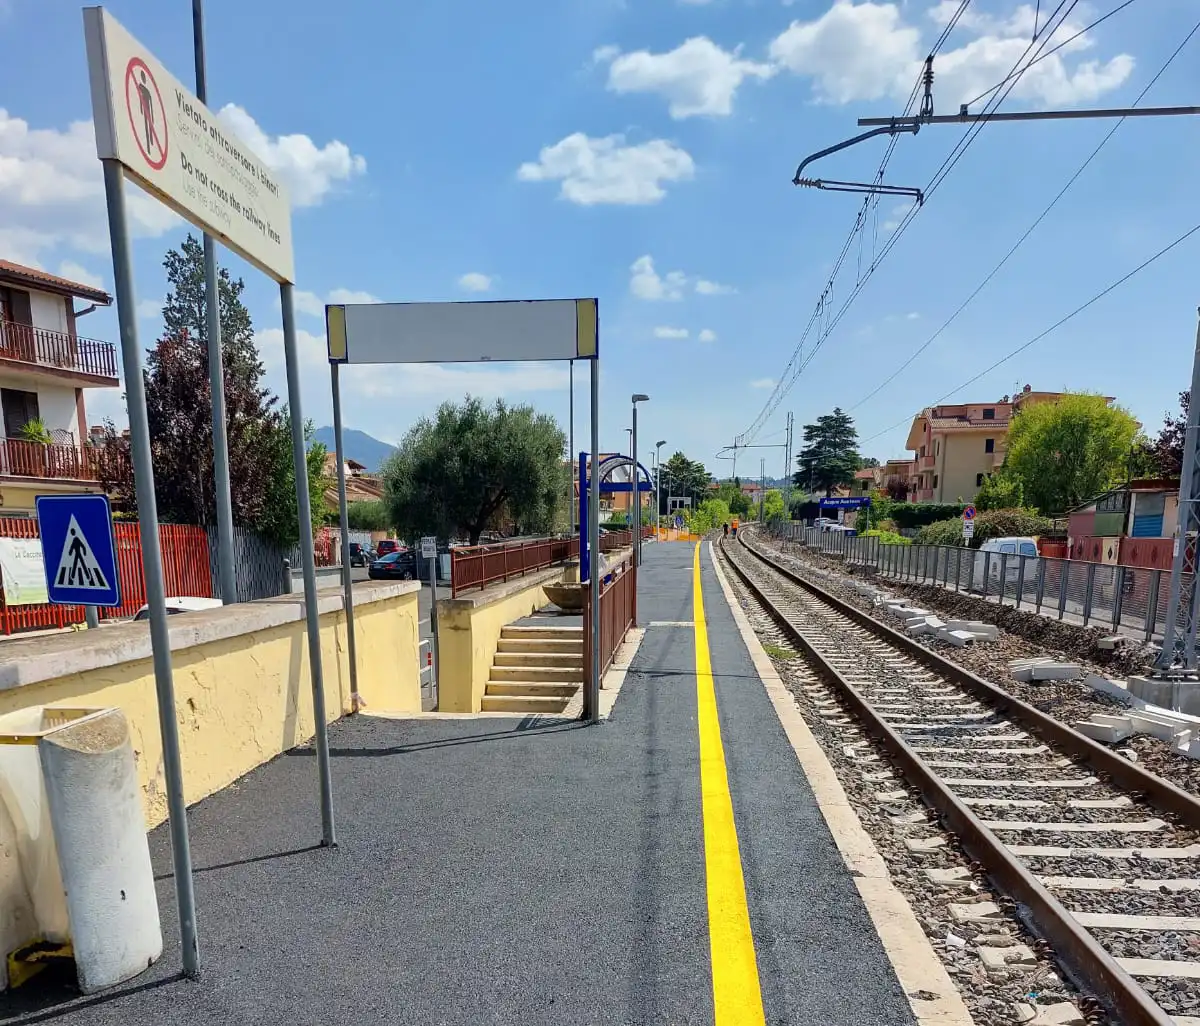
655;440;666;540
632;394;649;566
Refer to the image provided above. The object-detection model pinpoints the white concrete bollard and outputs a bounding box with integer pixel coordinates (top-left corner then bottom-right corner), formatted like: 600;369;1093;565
39;708;161;994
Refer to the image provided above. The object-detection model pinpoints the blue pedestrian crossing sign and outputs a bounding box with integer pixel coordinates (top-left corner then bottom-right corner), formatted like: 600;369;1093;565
35;494;121;607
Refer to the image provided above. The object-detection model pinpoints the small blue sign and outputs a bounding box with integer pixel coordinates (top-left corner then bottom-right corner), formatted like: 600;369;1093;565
35;494;121;607
819;496;871;510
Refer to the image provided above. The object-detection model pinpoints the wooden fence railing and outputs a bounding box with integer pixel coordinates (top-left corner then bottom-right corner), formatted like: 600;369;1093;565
451;536;579;597
583;551;637;690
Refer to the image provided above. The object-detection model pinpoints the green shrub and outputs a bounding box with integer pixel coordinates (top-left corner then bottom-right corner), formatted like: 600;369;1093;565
864;528;910;546
915;507;1052;549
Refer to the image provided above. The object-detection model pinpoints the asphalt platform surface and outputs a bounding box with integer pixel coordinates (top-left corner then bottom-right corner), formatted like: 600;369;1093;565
2;542;915;1026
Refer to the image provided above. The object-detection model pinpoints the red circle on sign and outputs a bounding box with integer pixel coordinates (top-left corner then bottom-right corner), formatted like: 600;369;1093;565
124;57;168;171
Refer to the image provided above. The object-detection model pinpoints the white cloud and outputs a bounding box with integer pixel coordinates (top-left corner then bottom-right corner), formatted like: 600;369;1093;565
749;377;776;389
695;278;735;295
293;287;380;318
906;311;920;320
0;109;179;264
602;37;775;118
136;298;161;320
57;260;103;290
592;44;620;65
882;200;914;232
217;104;366;207
698;328;717;342
769;0;1133;108
517;132;694;205
630;255;686;301
654;326;689;339
458;272;493;293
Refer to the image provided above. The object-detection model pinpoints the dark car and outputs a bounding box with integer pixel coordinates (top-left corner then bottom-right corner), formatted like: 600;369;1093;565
348;542;371;567
369;551;416;580
375;539;401;557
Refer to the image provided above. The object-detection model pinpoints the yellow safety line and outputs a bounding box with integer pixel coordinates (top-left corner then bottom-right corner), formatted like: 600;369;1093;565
693;542;767;1025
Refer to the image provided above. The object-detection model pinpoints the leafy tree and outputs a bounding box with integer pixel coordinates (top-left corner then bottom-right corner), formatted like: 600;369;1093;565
1004;393;1140;514
660;452;711;508
916;508;1053;548
794;407;860;497
762;488;785;522
94;235;298;539
382;397;566;545
1151;390;1189;477
714;481;752;517
346;500;390;532
859;456;880;469
975;470;1024;511
255;415;328;547
685;498;730;534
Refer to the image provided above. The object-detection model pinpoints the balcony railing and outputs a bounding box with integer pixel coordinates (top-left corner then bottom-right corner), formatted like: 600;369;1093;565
0;439;100;481
918;454;935;470
0;320;118;380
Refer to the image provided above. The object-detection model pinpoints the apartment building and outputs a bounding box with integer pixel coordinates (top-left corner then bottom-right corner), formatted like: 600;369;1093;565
905;385;1073;503
0;260;117;515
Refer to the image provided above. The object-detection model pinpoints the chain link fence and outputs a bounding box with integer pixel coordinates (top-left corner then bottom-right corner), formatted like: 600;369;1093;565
768;522;1192;643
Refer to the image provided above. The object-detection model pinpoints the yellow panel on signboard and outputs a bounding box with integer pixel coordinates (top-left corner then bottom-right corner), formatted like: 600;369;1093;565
325;305;347;361
575;298;597;358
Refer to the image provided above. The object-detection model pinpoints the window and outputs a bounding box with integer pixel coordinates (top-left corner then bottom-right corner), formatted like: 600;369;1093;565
982;408;995;420
1020;542;1038;557
933;474;939;487
935;439;940;456
0;287;32;325
976;473;985;487
985;438;995;453
1;388;39;438
999;542;1016;554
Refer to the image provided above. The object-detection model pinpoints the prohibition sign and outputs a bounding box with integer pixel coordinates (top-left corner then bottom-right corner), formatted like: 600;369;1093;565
124;57;167;171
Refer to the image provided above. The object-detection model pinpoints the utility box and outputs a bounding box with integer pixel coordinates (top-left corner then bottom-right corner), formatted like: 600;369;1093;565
0;707;161;995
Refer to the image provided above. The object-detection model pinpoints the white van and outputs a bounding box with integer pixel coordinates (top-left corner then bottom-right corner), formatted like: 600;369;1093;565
974;536;1039;586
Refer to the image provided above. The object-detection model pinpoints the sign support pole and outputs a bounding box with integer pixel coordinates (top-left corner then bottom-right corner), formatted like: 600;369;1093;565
425;539;440;707
281;283;336;846
331;362;360;711
568;360;574;535
586;358;601;723
191;0;236;607
101;158;199;977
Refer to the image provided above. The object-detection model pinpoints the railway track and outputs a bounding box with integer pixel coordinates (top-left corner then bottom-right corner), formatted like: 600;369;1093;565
720;529;1200;1026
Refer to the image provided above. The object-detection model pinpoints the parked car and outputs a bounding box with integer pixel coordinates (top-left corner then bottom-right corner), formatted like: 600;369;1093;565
375;539;402;556
348;542;371;567
133;597;223;621
369;551;417;580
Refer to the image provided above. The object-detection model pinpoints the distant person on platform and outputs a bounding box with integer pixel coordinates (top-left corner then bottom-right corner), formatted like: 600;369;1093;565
723;522;729;539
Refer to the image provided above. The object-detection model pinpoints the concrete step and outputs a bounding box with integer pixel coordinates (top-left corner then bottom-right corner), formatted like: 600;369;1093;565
490;665;585;683
494;652;583;668
500;625;583;642
481;694;573;713
496;638;582;654
486;681;580;698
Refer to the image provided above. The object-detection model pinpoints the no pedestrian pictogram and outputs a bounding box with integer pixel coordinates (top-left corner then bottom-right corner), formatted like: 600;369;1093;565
124;56;167;171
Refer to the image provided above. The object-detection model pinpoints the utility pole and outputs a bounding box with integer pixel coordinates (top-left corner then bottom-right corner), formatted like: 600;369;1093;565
759;457;766;522
783;412;794;517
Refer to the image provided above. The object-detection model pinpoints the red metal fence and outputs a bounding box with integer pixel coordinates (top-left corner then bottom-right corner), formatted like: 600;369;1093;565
583;551;637;689
451;536;579;597
0;518;214;634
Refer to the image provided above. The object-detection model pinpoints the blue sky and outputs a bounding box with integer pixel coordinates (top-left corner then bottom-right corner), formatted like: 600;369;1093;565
2;0;1198;481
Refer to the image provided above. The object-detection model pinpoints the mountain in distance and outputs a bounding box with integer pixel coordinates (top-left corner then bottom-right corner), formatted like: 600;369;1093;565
312;426;396;473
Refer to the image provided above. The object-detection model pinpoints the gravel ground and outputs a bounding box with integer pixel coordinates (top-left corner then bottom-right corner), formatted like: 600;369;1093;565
719;548;1115;1026
755;533;1200;799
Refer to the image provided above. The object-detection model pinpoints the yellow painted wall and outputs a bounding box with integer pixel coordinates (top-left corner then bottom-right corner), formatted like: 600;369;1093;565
0;482;103;515
0;590;420;830
437;573;563;713
936;432;999;503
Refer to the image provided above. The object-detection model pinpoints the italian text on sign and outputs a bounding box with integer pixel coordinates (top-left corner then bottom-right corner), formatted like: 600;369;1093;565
83;7;295;283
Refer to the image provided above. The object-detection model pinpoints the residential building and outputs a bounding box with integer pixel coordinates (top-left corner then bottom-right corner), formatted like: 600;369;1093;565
321;453;384;508
904;385;1082;503
0;261;117;515
882;459;917;499
1067;479;1180;571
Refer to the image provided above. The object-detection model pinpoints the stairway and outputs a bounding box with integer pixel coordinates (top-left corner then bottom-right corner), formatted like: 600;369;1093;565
481;624;584;713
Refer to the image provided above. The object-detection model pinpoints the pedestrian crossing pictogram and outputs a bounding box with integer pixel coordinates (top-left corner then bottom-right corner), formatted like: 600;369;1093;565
54;515;110;590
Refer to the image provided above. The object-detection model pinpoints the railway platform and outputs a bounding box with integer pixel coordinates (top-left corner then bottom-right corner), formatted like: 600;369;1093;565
3;542;931;1026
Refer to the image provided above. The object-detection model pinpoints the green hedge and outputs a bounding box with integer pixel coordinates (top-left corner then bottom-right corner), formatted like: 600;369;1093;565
891;502;966;529
864;528;910;546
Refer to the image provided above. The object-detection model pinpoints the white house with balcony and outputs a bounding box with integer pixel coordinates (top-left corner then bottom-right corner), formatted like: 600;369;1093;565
0;260;119;515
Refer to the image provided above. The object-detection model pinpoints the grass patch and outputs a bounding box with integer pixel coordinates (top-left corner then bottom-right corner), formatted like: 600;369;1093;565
763;642;795;661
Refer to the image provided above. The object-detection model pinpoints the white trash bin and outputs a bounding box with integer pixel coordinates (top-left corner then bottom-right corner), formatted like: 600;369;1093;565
0;707;162;994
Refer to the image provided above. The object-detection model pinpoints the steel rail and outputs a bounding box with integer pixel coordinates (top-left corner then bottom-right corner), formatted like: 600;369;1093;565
720;532;1180;1026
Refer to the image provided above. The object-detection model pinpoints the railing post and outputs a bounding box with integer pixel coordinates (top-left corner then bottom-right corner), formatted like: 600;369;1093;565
1035;557;1046;613
1083;562;1096;626
982;552;991;599
966;548;976;593
1147;569;1161;641
1058;560;1070;620
1113;565;1126;630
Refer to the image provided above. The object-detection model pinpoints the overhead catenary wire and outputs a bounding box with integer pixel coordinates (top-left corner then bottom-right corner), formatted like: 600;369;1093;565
737;0;1086;447
847;13;1200;414
858;218;1200;446
734;0;975;449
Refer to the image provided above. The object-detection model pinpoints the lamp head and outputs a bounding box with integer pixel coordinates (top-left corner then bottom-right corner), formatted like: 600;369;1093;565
632;393;650;404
